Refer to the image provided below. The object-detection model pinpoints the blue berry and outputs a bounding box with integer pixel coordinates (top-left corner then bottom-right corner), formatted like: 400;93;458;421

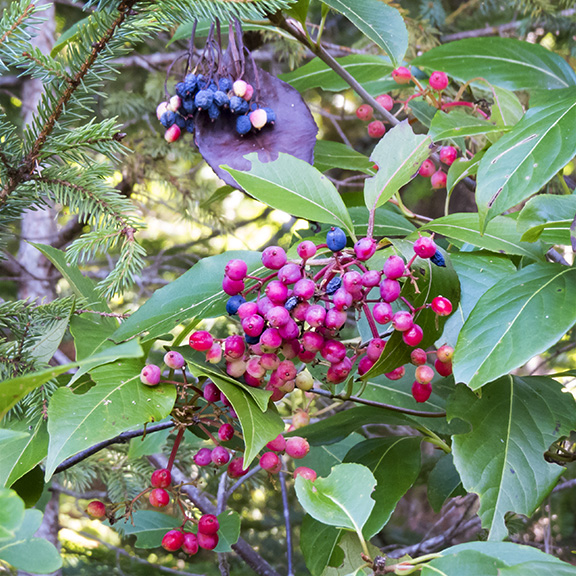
285;296;299;312
219;77;233;92
194;90;213;110
208;103;220;121
263;107;276;124
245;334;260;345
213;91;229;108
326;227;347;252
185;118;195;133
175;82;186;98
230;96;249;115
226;294;246;315
325;276;342;295
206;81;218;93
182;97;196;115
184;74;197;93
236;115;252;135
430;250;446;267
160;111;176;128
174;114;186;129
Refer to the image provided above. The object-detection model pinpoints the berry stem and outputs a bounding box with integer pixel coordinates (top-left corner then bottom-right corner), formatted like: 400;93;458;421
362;303;380;339
440;100;490;119
416;426;451;454
167;428;185;472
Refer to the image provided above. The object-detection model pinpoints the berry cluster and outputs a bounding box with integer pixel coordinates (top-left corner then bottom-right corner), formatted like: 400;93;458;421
418;145;458;189
156;74;276;143
190;227;453;405
355;93;394;138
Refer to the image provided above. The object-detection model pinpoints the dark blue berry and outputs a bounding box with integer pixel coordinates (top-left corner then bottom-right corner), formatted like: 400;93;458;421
175;82;186;98
207;81;218;93
285;296;299;312
219;77;233;92
325;276;342;295
226;294;246;315
326;227;347;252
230;96;249;115
160;111;176;128
263;107;276;124
213;90;229;108
182;97;196;115
194;89;213;110
245;334;260;345
184;74;197;93
430;250;446;267
185;118;195;134
236;115;252;135
207;103;220;121
174;114;186;129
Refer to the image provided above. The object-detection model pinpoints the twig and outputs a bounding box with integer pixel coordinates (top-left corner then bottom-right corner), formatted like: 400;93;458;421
553;478;576;492
74;309;130;318
226;465;262;498
279;469;294;576
217;473;230;576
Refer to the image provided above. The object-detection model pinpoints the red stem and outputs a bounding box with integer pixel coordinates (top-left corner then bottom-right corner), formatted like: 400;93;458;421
441;100;490;119
362;303;380;339
167;428;185;472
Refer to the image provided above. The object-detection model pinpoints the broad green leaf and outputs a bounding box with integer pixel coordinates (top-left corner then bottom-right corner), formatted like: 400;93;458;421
0;489;25;540
280;55;392;92
448;376;576;540
427;453;464;512
319;0;407;66
429;110;505;141
441;252;517;347
490;85;524;129
412;38;576;90
111;251;262;342
28;302;73;365
501;562;576;576
128;425;171;459
314;140;376;174
301;515;343;576
425;213;545;260
476;90;576;229
0;419;48;488
445;541;570;565
409;99;437;128
224;153;355;237
11;466;44;508
45;358;176;479
344;437;421;538
453;263;576;389
323;532;381;576
213;510;240;553
295;463;376;537
116;510;179;548
421;550;508;576
517;194;576;243
0;509;62;573
349;205;416;237
298;434;363;478
364;122;432;213
286;0;310;24
446;152;483;196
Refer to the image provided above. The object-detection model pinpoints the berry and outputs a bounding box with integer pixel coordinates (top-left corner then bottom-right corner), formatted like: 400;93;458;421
242;314;265;337
212;446;230;466
190;330;213;351
418;159;436;178
366;338;386;361
373;302;393;324
354;237;377;261
222;275;245;295
362;270;381;288
376;93;394;111
325;276;343;295
213;90;229;108
230;96;249;114
162;530;185;552
297;240;317;260
403;324;423;347
385;366;405;380
302;331;324;353
218;423;235;442
356;104;374;121
383;255;405;280
429;71;449;91
380;279;401;303
140;364;161;386
250;108;268;129
260;451;281;472
332;288;353;310
413;236;437;259
266;434;286;452
219;77;233;92
294;467;317;481
431;296;453;316
226;294;246;315
410;348;427;366
431;170;447;189
326;227;347;252
194;89;213;110
224;335;245;359
415;364;435;384
437;345;454;363
358;356;375;376
321;340;347;363
439;146;458;166
343;271;363;295
295;370;314;391
206;342;223;364
412;381;432;403
431;250;446;267
225;259;248;281
151;469;171;489
165;124;181;143
238;301;258;319
160;110;176;128
294;278;316;299
156;102;169;121
305;304;326;328
260;328;283;352
198;514;220;535
182;532;199;555
228;457;249;478
236;115;252;135
262;107;276;124
435;358;453;377
164;351;185;370
149;488;169;508
194;448;213;467
368;120;386;138
233;79;247;97
278;263;302;285
203;382;220;403
168;95;181;111
262;246;287;270
392;66;411;84
86;500;106;518
285;436;310;459
198;532;219;550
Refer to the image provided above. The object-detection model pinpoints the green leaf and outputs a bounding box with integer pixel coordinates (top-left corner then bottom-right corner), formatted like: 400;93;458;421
116;510;179;548
213;510;240;553
448;376;576;540
128;425;171;459
298;434;363;478
280;55;392;92
319;0;407;66
476;90;576;229
322;532;382;576
28;303;73;365
429;110;505;141
295;463;376;537
51;15;91;56
446;152;484;196
441;252;517;347
501;562;576;576
223;153;355;237
427;453;464;513
364;121;432;213
412;38;576;91
490;86;524;129
344;437;421;538
111;251;263;342
349;205;416;237
517;194;576;243
445;541;570;565
425;213;545;260
45;358;177;479
11;466;44;508
286;0;310;24
0;489;25;540
301;515;343;576
314;140;376;174
453;263;576;389
421;549;508;576
0;509;62;573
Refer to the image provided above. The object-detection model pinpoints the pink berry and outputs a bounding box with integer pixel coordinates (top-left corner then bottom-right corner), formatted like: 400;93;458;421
162;530;184;552
250;108;267;129
149;488;169;508
373;302;393;324
297;240;317;260
292;410;310;428
415;364;434;385
299;349;317;364
385;366;405;380
224;334;245;360
182;532;199;555
194;448;213;467
164;124;181;143
368;120;386;138
437;345;454;363
206;342;222;364
429;71;448;91
356;104;374;121
413;236;437;259
228;457;249;478
190;330;213;352
431;296;453;316
267;434;286;452
343;271;363;295
198;514;220;535
302;331;324;353
332;288;353;310
151;469;171;488
366;337;386;361
376;93;394;111
278;263;302;285
293;278;316;300
277;360;297;381
212;446;230;466
242;313;266;337
225;259;248;281
305;304;327;328
325;308;347;330
410;348;428;366
354;237;377;261
266;306;290;328
260;451;281;472
393;311;413;332
321;339;347;363
156;101;168;121
238;301;258;319
265;280;288;305
294;467;317;481
439;146;458;166
87;500;106;518
418;159;436;178
260;328;283;352
197;532;219;550
164;351;185;370
243;83;254;101
261;353;280;371
383;255;405;280
140;364;161;386
326;357;352;384
222;276;245;295
168;95;181;112
218;423;235;442
203;382;220;403
431;170;447;189
403;324;423;347
262;246;287;270
392;66;411;84
380;279;401;302
358;356;375;376
233;79;247;97
435;358;453;377
285;436;310;459
412;381;432;403
362;270;381;288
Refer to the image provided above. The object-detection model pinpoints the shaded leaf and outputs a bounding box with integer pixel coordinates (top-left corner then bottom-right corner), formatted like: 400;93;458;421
300;515;343;576
314;140;376;174
323;532;381;576
446;152;483;196
429;110;505;141
214;510;241;553
116;510;179;548
517;194;576;243
349;205;416;238
427;453;464;513
0;489;25;540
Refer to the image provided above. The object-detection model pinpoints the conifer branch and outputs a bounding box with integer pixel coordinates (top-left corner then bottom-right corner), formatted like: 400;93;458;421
0;3;34;47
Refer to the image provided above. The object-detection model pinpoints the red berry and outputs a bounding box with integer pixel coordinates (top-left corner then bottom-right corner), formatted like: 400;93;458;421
431;296;453;316
149;488;169;508
182;532;199;555
266;434;286;452
198;531;219;550
198;514;220;535
86;500;106;518
354;237;377;261
429;71;448;91
368;120;386;138
326;357;353;384
321;340;347;364
228;457;249;478
413;236;437;259
190;330;213;352
385;366;405;380
392;311;413;332
260;451;281;472
439;146;458;166
218;423;235;442
211;446;230;466
194;448;213;467
356;104;374;121
431;170;447;189
373;302;393;324
366;337;386;361
285;436;310;459
162;530;185;552
403;324;423;347
437;344;454;363
410;348;427;366
418;159;436;178
294;467;317;481
375;93;394;111
415;364;434;385
435;357;453;377
164;124;181;143
151;468;171;489
392;66;412;84
358;356;375;376
297;240;317;260
412;381;432;403
203;382;220;403
140;364;161;386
